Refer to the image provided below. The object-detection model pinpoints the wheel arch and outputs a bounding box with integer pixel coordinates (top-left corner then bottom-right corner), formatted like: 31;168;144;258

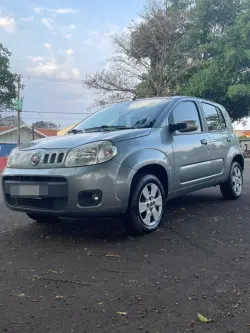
115;149;173;207
130;164;169;201
232;154;244;171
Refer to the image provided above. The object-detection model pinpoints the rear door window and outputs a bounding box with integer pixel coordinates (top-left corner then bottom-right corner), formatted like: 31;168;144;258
202;103;226;131
216;107;227;130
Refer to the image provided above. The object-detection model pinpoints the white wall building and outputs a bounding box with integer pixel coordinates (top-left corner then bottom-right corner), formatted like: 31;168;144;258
0;125;57;144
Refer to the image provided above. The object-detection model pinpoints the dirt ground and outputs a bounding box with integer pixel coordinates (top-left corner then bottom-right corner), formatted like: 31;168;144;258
1;162;250;333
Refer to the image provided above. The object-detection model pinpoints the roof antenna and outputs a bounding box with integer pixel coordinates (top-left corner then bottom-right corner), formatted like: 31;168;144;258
132;95;136;101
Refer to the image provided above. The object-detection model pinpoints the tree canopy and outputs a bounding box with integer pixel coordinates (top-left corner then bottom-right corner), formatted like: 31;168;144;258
84;0;250;121
0;43;17;111
0;115;24;126
33;121;58;130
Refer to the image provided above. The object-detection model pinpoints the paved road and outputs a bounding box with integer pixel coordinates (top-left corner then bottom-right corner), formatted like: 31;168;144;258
1;163;250;333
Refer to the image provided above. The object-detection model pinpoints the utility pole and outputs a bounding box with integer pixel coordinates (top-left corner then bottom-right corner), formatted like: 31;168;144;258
17;75;21;146
15;75;24;146
31;123;35;141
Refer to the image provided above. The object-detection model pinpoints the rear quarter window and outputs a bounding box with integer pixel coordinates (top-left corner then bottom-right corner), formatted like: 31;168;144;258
202;103;228;131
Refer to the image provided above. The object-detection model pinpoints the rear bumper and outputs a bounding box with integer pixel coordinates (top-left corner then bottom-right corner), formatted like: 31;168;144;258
2;161;135;217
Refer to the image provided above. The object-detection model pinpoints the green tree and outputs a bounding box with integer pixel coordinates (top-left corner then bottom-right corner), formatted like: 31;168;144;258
0;43;17;111
84;0;250;120
184;5;250;120
84;0;192;108
0;115;24;126
33;121;58;129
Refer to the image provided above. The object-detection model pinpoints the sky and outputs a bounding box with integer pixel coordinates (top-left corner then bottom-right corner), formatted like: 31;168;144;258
0;0;247;131
0;0;145;129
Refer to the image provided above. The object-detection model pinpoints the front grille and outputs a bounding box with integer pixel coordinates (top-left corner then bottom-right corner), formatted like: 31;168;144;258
3;176;66;183
6;196;67;211
3;176;68;211
43;152;65;165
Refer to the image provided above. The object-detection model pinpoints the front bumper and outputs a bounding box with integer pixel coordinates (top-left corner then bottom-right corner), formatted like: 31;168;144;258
2;161;135;217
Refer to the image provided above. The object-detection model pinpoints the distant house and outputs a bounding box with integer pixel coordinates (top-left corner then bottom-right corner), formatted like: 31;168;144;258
57;124;77;136
234;130;250;138
0;126;58;171
0;125;57;144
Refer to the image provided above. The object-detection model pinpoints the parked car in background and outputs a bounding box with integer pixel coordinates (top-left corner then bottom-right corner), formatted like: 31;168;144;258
2;96;244;234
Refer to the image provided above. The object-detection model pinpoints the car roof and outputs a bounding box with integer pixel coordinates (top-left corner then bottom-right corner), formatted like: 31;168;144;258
133;96;223;108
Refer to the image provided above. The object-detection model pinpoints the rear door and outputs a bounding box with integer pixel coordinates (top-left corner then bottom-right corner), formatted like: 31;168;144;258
200;102;231;178
169;100;213;190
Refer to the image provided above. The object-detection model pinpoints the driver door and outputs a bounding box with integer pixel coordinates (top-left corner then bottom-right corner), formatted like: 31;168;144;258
169;100;213;191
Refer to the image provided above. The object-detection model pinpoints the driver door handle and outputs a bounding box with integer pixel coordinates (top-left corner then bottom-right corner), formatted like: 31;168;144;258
201;139;208;146
226;137;231;142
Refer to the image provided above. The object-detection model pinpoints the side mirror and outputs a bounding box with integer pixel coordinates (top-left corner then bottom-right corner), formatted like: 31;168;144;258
169;120;198;133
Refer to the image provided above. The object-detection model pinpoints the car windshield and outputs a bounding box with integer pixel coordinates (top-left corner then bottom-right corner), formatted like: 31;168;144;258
71;98;171;133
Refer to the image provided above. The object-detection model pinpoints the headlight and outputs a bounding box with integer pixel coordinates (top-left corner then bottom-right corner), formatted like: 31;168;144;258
65;141;117;167
6;147;17;167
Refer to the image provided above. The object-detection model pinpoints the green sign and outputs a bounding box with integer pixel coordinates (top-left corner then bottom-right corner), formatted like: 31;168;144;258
13;99;23;111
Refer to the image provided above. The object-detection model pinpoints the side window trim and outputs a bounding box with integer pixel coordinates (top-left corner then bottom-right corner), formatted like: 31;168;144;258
216;106;227;130
169;100;203;135
201;102;226;133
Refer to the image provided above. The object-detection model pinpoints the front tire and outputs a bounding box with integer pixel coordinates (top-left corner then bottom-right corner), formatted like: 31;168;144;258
125;174;166;235
26;213;60;224
220;162;243;200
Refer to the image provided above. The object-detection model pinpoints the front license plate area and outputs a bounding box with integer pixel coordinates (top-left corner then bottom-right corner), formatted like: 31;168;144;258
10;184;41;197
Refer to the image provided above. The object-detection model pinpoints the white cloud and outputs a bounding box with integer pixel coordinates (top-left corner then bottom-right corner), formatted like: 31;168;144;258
33;7;79;15
21;16;34;22
28;56;45;63
41;17;56;30
51;8;79;14
27;57;81;81
65;49;74;56
33;7;42;14
64;33;72;39
28;60;59;75
84;25;121;50
72;68;80;78
0;16;16;33
44;43;52;50
65;24;75;30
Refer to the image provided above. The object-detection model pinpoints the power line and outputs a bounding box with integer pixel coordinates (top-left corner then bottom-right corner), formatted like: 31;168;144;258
23;110;91;115
21;74;85;85
5;110;92;115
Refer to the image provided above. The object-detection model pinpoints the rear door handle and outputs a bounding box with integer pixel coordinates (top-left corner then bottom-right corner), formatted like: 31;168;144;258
201;139;208;146
226;137;231;142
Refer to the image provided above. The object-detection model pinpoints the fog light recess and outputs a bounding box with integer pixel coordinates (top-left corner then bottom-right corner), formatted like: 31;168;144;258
78;190;103;207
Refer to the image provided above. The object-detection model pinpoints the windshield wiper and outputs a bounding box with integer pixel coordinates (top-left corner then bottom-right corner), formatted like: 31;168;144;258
84;125;132;132
68;129;83;135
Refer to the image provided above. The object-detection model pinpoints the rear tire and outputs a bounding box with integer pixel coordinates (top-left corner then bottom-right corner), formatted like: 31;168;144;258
125;174;166;235
26;213;60;224
220;162;243;200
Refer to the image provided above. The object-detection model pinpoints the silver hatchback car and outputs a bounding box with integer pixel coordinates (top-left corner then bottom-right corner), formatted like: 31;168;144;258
2;96;244;234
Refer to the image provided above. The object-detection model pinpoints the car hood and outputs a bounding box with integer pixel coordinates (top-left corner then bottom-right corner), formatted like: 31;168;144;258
19;128;151;150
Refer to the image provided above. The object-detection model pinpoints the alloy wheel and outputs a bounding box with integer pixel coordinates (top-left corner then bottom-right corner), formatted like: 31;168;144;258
232;166;243;195
138;183;163;227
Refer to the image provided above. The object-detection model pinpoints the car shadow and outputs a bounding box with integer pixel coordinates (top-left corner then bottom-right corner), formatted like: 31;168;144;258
21;188;226;244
